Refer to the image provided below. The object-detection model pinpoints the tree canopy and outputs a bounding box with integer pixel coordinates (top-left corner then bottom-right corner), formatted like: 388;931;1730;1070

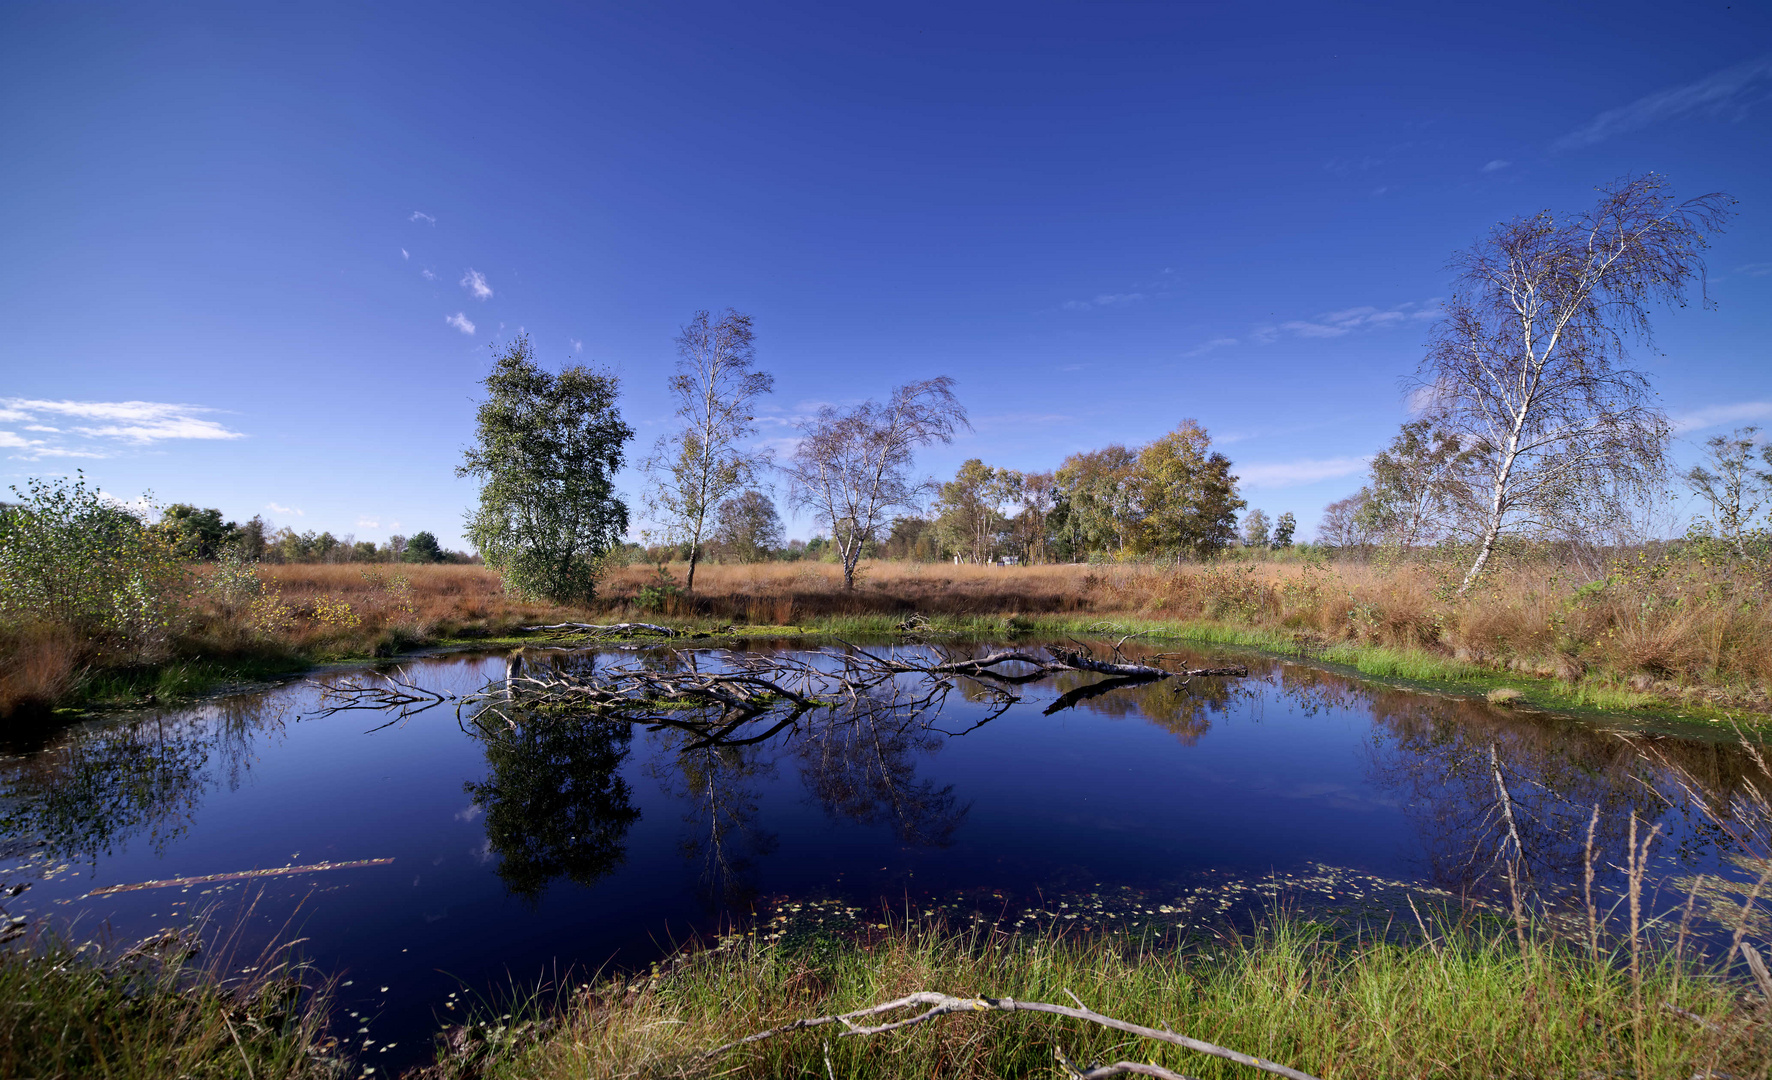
458;335;633;602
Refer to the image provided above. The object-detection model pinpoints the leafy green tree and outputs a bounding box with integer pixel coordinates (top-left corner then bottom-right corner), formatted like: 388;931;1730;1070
0;472;184;656
458;335;634;602
1241;508;1271;550
1355;419;1473;549
641;309;773;591
156;504;238;560
402;530;444;563
1133;419;1244;560
933;458;1013;563
711;490;784;564
1272;511;1297;548
1053;444;1141;556
1685;426;1772;557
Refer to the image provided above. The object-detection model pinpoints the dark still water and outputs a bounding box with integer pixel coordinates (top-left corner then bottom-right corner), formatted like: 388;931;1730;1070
0;640;1760;1071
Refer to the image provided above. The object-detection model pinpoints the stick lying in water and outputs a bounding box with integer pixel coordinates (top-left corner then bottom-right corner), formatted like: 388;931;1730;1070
86;858;395;896
704;989;1321;1080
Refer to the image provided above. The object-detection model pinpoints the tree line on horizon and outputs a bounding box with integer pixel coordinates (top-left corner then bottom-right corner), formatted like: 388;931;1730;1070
450;174;1749;602
151;505;471;565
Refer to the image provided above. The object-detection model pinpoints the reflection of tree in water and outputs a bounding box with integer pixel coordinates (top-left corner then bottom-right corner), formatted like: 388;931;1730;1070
646;738;777;910
0;696;284;864
795;710;967;846
463;714;640;900
1047;669;1246;745
1364;692;1669;897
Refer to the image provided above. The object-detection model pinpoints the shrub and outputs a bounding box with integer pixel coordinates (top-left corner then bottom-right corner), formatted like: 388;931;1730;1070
0;472;184;661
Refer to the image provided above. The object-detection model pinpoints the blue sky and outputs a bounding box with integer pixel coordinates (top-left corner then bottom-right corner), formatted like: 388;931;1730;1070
2;2;1768;547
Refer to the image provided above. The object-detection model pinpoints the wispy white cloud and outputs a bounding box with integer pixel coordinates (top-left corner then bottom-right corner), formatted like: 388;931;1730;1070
1253;299;1440;344
265;502;303;517
570;338;584;352
0;398;244;458
1554;54;1772;150
1736;262;1772;277
1063;292;1147;311
1482;159;1511;173
357;517;380;530
460;268;492;300
1672;401;1772;434
1236;456;1371;489
410;210;436;224
1182;337;1238;359
445;312;476;335
0;431;37;449
401;248;410;260
421;268;436;280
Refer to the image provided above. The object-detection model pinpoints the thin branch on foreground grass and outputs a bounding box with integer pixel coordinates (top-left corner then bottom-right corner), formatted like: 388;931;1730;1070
703;990;1321;1080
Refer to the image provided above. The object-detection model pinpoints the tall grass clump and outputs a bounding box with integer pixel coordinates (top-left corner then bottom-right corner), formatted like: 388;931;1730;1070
0;924;340;1080
431;913;1766;1080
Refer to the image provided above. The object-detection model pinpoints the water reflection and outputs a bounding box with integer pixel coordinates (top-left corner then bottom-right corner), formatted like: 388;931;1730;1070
647;739;777;909
795;711;967;846
0;696;287;863
462;714;641;900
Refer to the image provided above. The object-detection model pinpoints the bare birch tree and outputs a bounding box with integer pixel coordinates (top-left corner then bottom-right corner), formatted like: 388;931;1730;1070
641;309;773;591
1413;175;1732;593
783;378;969;589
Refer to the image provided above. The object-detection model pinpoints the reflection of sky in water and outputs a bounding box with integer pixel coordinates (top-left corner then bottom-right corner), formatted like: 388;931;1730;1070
0;643;1760;1072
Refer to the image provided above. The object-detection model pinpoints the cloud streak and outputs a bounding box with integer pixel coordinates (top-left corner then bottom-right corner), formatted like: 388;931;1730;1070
1182;337;1238;358
1252;299;1440;344
1236;456;1370;489
1672;401;1772;434
1555;54;1772;150
446;312;477;335
1063;292;1147;311
460;268;492;300
0;398;245;458
410;210;436;224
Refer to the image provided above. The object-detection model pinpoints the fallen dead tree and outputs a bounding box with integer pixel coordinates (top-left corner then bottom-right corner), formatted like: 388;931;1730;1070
704;988;1321;1080
517;622;679;637
309;642;1249;749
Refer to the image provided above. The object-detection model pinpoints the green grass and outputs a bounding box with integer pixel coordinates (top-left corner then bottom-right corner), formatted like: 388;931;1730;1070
436;914;1769;1080
0;929;339;1080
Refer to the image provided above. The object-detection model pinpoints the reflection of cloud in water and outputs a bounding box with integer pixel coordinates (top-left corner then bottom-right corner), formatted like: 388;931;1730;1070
454;803;483;823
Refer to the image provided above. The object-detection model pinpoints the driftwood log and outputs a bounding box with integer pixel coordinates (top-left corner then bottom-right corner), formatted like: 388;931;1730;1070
704;989;1320;1080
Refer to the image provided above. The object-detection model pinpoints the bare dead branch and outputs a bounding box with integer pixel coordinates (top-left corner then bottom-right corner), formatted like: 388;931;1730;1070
703;990;1320;1080
518;622;680;637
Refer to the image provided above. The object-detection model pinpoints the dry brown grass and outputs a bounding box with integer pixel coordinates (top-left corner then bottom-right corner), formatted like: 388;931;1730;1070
0;626;83;715
590;555;1772;703
11;552;1764;716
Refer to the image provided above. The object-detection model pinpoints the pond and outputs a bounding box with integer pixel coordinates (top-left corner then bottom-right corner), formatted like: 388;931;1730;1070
1;638;1764;1073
